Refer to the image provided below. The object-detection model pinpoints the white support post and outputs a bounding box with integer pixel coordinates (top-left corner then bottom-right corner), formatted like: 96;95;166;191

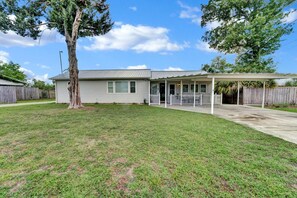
200;94;203;106
193;81;196;107
237;81;240;105
158;84;161;105
262;81;266;108
211;77;215;115
170;94;172;105
221;93;223;105
148;81;151;106
165;80;167;108
180;80;183;106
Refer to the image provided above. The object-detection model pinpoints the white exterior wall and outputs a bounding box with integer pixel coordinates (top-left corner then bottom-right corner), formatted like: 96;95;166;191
56;80;149;104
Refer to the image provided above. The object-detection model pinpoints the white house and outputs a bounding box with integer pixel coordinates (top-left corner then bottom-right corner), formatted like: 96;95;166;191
50;69;297;114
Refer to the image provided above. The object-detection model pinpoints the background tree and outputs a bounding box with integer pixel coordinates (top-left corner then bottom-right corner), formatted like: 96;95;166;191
32;79;55;90
202;56;276;95
285;79;297;87
201;0;294;72
202;56;234;73
0;61;27;81
0;0;113;109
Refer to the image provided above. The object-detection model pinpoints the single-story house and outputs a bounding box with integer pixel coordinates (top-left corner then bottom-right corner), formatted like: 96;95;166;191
50;69;297;114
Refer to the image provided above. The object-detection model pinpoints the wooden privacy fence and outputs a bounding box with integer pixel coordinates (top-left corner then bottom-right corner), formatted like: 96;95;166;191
0;86;55;103
16;87;39;100
0;86;17;103
243;87;297;105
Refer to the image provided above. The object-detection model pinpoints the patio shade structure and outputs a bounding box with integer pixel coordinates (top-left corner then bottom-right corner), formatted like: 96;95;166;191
152;73;297;115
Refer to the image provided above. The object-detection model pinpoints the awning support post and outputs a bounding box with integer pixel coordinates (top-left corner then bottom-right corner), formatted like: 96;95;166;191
180;80;183;106
165;80;167;108
237;81;240;105
262;81;266;108
193;81;196;107
211;77;215;114
148;81;151;106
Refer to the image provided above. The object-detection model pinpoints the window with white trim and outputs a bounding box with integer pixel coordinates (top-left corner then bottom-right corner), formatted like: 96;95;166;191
108;82;114;93
130;81;136;93
200;84;207;93
183;84;189;93
108;81;137;93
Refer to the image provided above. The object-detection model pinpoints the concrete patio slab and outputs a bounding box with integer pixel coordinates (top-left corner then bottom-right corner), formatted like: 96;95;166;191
160;104;297;144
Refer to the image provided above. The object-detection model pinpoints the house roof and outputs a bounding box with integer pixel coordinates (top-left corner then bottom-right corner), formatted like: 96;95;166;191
0;74;26;86
158;73;297;81
50;69;297;81
50;69;152;80
151;70;206;80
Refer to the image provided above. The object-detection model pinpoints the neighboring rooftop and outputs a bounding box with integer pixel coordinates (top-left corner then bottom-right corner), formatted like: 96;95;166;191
0;74;26;86
50;69;205;80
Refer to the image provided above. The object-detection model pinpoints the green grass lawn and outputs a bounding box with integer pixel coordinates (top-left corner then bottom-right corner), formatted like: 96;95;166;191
268;106;297;113
16;98;55;103
0;104;296;197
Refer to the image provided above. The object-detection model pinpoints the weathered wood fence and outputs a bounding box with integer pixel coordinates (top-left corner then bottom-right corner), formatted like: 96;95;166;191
0;86;55;103
16;87;39;100
0;86;17;103
243;87;297;105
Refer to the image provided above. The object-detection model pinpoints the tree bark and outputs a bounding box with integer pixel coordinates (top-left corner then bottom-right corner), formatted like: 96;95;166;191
67;39;83;109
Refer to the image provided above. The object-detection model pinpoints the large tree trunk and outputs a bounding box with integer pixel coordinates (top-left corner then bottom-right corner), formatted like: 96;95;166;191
67;40;83;109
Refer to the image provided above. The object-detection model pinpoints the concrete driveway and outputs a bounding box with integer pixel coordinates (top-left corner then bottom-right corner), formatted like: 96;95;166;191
166;105;297;144
0;101;54;108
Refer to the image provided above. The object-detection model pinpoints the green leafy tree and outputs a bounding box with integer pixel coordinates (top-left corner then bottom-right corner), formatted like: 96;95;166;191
202;56;276;94
0;0;113;108
32;79;55;90
201;0;294;72
285;79;297;87
0;61;26;81
202;56;234;73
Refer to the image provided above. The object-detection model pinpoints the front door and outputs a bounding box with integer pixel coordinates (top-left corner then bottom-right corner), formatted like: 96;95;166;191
160;83;165;102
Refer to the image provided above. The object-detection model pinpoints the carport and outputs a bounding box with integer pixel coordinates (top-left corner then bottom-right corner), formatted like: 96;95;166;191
151;73;297;114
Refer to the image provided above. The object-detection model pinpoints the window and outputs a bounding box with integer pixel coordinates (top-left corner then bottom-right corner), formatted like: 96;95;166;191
191;84;199;92
200;84;207;93
183;84;189;93
151;84;158;95
115;81;128;93
108;81;137;93
130;81;136;93
169;84;175;95
108;82;114;93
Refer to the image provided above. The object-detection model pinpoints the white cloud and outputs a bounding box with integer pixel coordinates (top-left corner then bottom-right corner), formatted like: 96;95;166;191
0;51;9;63
178;1;220;30
282;9;297;23
127;64;148;69
0;20;63;47
19;67;50;83
83;24;186;53
164;67;184;71
196;41;217;53
23;61;30;65
37;64;50;69
178;1;201;25
129;6;137;11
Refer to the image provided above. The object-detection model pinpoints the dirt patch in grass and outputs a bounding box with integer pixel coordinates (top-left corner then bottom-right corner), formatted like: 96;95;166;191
10;180;26;193
114;165;138;193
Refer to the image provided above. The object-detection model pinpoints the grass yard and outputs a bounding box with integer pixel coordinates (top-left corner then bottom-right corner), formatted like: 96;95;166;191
0;104;296;197
268;106;297;113
16;98;55;103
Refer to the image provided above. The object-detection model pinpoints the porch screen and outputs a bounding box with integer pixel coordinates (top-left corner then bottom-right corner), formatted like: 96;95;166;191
151;84;158;95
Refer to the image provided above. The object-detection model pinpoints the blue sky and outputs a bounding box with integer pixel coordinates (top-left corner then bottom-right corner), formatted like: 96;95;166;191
0;0;296;82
